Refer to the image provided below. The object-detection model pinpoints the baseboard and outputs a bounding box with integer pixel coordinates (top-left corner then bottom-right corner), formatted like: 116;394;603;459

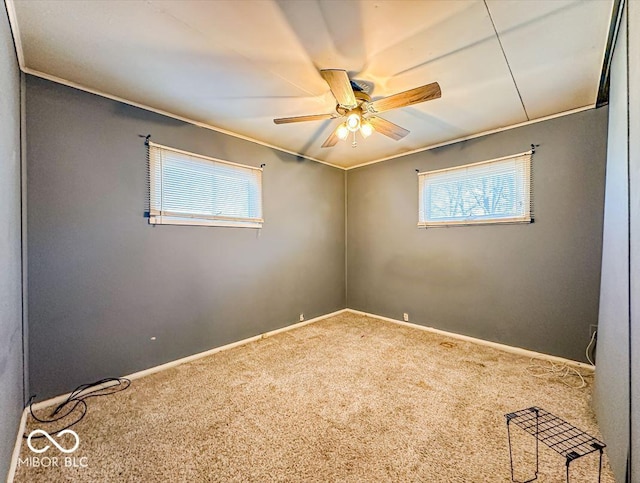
345;309;595;371
29;308;348;412
7;308;347;482
9;306;592;481
121;308;348;384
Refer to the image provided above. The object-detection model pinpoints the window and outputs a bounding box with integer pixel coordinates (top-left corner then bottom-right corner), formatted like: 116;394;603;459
418;151;532;227
147;142;263;228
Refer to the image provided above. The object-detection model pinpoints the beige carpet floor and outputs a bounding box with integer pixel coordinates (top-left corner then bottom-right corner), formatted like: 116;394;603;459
15;312;614;482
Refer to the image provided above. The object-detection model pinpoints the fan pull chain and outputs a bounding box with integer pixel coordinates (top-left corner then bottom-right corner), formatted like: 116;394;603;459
352;131;357;148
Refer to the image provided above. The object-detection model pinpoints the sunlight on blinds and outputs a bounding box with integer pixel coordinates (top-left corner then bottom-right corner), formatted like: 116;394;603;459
418;151;532;227
148;142;263;228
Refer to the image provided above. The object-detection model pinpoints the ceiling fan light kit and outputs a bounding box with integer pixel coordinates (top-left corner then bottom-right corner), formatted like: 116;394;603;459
335;116;374;148
273;69;441;149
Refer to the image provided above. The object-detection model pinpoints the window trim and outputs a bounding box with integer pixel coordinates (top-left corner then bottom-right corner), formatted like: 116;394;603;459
147;141;263;228
417;150;533;228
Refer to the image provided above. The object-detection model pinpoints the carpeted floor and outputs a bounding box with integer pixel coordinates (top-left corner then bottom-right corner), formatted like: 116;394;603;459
15;312;614;482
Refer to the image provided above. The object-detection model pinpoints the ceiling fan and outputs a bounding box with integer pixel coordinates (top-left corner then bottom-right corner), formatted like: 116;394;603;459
273;69;441;148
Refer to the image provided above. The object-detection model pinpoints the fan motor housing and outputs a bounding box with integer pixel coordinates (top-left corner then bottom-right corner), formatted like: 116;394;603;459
336;91;370;116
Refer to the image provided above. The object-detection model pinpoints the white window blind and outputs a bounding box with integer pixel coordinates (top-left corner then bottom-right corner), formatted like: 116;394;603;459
147;142;263;228
418;151;532;227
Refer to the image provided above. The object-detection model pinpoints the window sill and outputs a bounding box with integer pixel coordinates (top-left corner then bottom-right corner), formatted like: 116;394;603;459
418;217;532;228
149;215;262;229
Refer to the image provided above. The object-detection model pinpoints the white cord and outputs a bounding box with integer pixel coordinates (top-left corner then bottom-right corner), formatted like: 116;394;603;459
525;358;588;389
585;329;597;365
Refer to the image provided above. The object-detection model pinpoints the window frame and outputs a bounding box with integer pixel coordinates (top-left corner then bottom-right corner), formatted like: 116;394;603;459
147;142;263;229
417;151;533;228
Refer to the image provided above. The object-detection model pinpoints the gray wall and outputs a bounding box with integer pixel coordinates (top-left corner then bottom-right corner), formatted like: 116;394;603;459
0;2;23;480
631;1;640;478
594;1;639;480
347;108;608;363
26;76;345;400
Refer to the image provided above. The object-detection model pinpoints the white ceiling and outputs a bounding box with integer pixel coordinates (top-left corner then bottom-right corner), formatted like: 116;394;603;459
9;0;613;168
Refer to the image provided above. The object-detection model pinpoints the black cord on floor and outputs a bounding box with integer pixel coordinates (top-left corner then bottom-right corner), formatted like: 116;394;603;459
24;377;131;438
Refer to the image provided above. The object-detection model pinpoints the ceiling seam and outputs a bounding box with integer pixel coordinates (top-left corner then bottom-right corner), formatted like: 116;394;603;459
483;0;530;121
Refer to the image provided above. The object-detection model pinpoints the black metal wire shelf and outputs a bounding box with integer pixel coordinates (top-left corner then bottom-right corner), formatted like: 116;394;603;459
505;406;606;483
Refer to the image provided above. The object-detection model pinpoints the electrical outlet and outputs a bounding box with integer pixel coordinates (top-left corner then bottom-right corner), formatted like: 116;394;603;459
589;324;598;339
300;313;304;322
403;313;409;322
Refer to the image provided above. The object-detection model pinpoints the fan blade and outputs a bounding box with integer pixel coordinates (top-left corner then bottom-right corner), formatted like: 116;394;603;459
367;82;441;114
368;117;410;141
273;113;335;124
320;69;357;109
321;130;340;148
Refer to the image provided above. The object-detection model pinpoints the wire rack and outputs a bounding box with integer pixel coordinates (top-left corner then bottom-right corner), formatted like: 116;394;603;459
505;406;606;482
